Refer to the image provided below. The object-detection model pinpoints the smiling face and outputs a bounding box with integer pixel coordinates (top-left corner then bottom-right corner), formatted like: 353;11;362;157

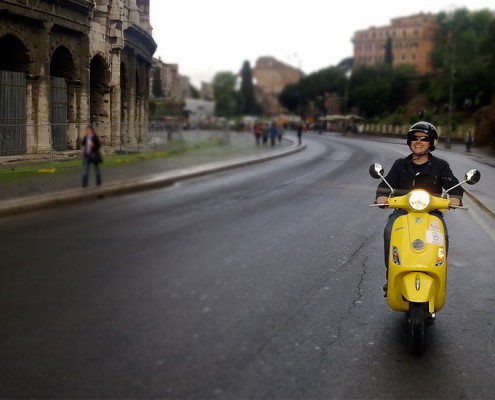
410;132;430;156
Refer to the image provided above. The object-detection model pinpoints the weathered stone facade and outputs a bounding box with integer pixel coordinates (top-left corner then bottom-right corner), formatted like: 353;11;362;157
150;58;179;99
252;56;302;116
353;13;437;74
0;0;156;155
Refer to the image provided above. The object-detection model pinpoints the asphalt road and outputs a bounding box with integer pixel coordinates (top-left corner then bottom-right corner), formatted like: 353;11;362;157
2;133;495;399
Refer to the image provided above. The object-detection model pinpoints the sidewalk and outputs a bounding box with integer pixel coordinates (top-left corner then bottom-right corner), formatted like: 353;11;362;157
0;132;290;202
349;132;495;166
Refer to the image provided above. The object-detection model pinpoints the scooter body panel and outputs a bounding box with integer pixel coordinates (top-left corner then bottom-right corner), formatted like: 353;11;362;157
387;212;447;312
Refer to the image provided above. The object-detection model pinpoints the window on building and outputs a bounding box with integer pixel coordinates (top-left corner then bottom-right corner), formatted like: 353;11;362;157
414;29;419;36
371;43;375;51
372;31;376;38
401;54;406;61
412;53;416;60
403;29;407;37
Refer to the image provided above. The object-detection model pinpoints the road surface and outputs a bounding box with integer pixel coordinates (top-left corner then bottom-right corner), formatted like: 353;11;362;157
1;133;495;399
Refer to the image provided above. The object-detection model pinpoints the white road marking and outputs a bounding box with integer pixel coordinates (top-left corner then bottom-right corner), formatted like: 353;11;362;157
468;204;495;244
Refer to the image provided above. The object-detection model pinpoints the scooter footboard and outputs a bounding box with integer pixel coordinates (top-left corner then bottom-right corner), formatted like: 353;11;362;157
401;272;435;312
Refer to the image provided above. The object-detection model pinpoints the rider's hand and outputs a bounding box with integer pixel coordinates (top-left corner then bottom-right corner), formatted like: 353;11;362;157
376;196;389;205
449;197;461;207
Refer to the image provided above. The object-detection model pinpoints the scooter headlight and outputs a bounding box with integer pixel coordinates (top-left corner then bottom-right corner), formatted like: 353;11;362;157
409;190;430;211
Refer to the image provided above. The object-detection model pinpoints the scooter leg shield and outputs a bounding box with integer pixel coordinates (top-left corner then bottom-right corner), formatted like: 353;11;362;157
401;272;435;309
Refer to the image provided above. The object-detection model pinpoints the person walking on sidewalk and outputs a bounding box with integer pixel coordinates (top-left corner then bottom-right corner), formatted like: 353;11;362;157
253;123;263;146
465;130;474;152
269;123;278;147
81;125;103;187
297;123;303;145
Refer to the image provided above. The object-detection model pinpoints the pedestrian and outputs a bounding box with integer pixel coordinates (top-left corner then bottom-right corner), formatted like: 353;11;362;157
269;123;278;147
81;125;103;187
277;125;284;143
465;130;474;152
254;123;262;146
262;123;269;145
297;123;303;145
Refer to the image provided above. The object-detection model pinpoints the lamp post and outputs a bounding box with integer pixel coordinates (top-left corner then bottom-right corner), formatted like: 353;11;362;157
445;5;457;149
445;65;455;149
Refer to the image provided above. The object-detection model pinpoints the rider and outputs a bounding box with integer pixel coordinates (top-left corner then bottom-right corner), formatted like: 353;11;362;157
375;121;463;293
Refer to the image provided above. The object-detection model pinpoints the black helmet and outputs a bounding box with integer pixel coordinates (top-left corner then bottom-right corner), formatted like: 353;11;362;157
407;121;438;151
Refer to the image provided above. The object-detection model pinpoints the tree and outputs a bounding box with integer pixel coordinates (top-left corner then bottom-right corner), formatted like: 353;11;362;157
189;84;200;99
152;67;164;98
239;60;258;115
384;37;394;66
212;71;238;117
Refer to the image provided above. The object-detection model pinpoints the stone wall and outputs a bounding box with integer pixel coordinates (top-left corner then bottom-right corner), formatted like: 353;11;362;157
252;56;302;116
0;0;156;155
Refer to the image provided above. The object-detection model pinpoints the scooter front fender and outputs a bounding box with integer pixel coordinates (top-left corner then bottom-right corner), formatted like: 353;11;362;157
401;272;435;306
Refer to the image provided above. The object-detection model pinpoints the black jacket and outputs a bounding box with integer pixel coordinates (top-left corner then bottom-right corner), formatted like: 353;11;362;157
82;134;103;164
376;153;463;200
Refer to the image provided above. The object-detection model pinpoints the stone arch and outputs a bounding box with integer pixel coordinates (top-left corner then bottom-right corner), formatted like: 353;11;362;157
135;68;141;141
0;34;31;73
50;46;76;80
89;54;110;124
120;61;129;145
50;46;77;150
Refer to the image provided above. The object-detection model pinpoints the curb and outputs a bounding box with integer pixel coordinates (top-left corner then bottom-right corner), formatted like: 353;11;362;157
0;139;307;218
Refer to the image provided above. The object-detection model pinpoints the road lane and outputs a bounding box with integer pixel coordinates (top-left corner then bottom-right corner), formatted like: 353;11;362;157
1;134;495;399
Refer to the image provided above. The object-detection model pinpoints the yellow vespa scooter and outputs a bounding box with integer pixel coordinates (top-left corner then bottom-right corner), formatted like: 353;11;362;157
369;163;481;354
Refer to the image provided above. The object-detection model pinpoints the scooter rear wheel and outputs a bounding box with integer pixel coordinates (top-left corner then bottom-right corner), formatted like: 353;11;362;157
409;302;426;354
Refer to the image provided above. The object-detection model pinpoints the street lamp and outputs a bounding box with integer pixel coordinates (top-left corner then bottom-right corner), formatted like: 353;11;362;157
445;5;457;149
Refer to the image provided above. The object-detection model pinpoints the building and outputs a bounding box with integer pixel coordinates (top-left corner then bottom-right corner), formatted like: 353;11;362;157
200;82;214;101
173;75;192;101
184;98;215;126
252;56;303;116
0;0;156;155
353;13;437;74
150;58;179;99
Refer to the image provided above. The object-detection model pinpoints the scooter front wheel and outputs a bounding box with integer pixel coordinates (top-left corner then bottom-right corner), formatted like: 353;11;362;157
409;302;427;354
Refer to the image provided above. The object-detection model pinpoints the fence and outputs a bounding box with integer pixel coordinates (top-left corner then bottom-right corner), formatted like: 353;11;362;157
0;70;27;156
0;120;232;165
357;123;473;140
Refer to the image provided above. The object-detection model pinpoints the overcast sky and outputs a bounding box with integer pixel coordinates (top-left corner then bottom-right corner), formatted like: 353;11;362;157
149;0;493;86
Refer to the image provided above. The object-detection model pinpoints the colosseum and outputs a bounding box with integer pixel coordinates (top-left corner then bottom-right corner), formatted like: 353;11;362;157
0;0;156;156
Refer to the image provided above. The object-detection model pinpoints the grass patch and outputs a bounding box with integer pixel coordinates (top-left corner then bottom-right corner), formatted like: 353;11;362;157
0;139;225;182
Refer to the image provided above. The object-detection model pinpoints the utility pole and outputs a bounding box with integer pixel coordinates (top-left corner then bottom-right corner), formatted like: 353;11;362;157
445;64;454;149
445;6;456;149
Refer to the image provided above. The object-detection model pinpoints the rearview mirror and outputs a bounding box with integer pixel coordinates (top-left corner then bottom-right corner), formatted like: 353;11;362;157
369;163;384;179
465;169;480;185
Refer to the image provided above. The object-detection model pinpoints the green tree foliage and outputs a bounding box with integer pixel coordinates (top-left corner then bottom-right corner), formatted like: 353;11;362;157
279;67;345;114
384;37;394;66
189;84;200;99
349;65;413;117
152;67;164;98
212;71;238;117
429;8;494;108
240;60;258;115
